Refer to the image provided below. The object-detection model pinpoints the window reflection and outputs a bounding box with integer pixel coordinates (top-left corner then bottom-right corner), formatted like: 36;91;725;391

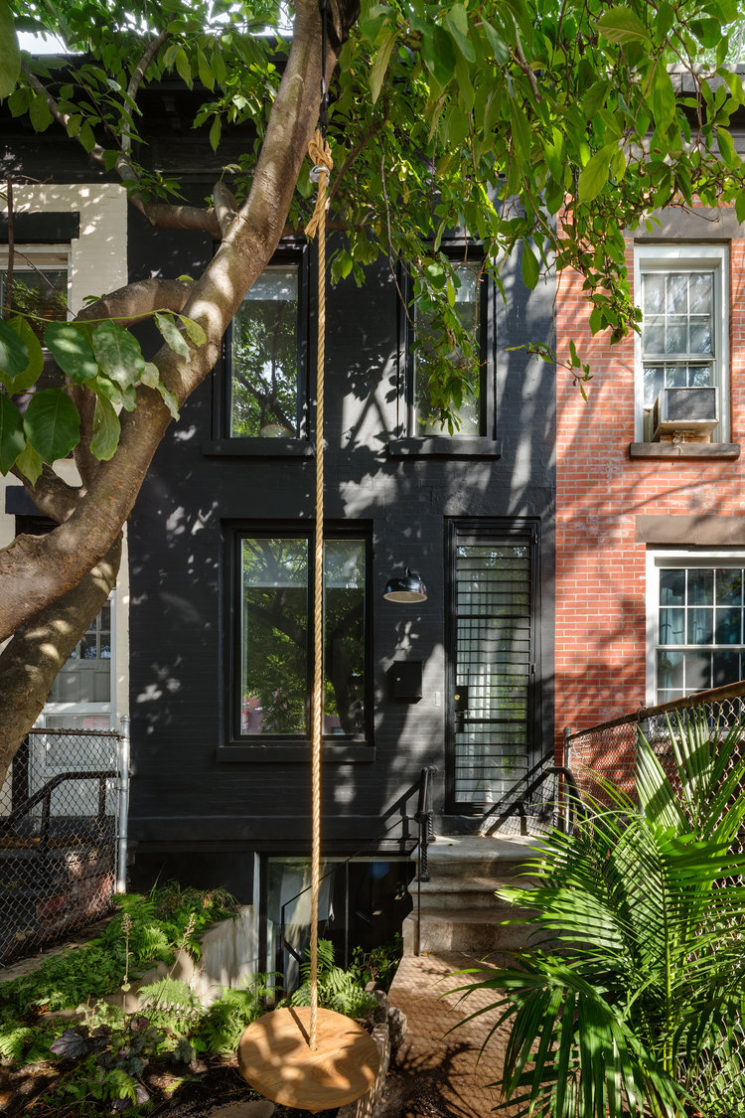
239;536;366;739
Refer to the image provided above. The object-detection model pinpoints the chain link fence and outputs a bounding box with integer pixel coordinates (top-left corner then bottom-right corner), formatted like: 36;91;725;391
565;679;745;807
0;726;129;965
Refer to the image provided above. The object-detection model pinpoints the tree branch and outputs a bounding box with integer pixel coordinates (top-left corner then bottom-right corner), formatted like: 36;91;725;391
0;0;343;643
21;62;222;236
122;30;169;156
0;537;121;790
10;463;80;523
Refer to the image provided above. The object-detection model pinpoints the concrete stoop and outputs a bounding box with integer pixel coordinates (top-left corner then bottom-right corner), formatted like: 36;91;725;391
403;834;544;956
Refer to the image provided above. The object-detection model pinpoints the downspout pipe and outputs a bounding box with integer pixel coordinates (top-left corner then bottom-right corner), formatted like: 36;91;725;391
116;715;130;893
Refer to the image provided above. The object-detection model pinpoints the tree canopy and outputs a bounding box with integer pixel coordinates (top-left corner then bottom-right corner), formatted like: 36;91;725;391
0;0;743;774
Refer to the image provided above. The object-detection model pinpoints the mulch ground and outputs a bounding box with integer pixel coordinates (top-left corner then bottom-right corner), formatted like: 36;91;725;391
0;1054;340;1117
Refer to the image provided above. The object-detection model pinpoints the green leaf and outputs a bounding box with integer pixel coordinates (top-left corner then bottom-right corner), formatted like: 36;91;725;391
14;441;42;484
4;316;44;393
0;318;29;382
652;65;676;131
369;29;396;104
422;25;457;88
481;19;509;65
154;312;190;358
521;244;539;289
578;145;614;203
89;394;121;461
0;0;21;100
91;320;145;388
23;388;80;462
44;323;99;383
174;47;192;88
196;48;214;91
596;8;651;44
29;92;53;132
0;394;25;473
716;127;738;168
176;315;206;346
141;362;180;419
208;116;221;152
444;4;476;63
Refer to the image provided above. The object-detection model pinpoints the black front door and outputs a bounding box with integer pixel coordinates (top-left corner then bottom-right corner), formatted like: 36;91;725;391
446;520;538;812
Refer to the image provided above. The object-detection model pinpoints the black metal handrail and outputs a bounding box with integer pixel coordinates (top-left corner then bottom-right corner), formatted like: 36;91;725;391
478;759;580;837
3;770;116;853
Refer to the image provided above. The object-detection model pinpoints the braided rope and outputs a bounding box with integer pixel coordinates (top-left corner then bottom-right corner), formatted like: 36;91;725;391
307;128;333;1052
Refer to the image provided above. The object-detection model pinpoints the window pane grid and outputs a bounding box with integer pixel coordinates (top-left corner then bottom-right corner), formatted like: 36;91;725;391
656;566;745;703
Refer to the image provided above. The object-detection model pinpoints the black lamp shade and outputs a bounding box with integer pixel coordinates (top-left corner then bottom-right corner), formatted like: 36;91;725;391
383;567;427;603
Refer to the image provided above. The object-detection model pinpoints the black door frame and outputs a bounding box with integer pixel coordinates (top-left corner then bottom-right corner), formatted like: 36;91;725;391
444;517;541;814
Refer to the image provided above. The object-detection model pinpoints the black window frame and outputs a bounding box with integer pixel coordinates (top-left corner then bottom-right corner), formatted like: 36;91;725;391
213;243;311;446
399;246;498;448
221;521;373;761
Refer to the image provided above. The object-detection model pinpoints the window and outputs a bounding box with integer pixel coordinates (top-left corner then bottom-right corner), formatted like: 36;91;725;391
407;256;492;438
226;259;305;438
233;530;368;741
635;245;728;443
13;512;115;730
0;248;68;331
647;552;745;704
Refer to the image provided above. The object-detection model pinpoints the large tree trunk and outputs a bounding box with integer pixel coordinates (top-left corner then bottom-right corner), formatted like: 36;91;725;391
0;0;361;775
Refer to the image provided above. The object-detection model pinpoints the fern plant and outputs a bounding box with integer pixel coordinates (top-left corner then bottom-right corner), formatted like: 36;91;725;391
193;973;280;1054
455;710;745;1118
289;939;378;1020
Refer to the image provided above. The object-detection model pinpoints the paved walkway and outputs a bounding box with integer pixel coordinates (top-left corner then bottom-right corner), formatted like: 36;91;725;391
378;952;522;1118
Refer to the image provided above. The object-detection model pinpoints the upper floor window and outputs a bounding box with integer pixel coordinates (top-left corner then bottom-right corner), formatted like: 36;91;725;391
647;551;745;705
232;529;369;742
407;256;492;438
226;258;306;439
635;245;728;443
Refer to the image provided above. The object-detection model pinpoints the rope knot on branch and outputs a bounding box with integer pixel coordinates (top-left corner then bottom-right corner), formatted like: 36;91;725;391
306;130;334;240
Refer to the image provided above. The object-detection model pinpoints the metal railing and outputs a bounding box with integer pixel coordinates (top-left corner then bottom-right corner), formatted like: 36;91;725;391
275;765;433;987
0;725;129;965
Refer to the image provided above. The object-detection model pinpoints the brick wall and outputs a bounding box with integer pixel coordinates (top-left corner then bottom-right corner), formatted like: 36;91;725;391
555;225;745;759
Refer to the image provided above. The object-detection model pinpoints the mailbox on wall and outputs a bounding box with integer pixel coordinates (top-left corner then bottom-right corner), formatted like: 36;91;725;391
388;661;423;702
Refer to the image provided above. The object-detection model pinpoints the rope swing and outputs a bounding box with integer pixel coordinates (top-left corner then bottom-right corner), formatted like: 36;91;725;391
237;24;380;1111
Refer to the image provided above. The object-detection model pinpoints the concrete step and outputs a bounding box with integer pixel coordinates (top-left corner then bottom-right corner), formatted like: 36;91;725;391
420;834;544;880
402;834;546;956
413;875;535;911
402;904;536;955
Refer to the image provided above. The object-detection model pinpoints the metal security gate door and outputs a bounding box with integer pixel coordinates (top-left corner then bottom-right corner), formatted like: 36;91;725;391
446;521;537;811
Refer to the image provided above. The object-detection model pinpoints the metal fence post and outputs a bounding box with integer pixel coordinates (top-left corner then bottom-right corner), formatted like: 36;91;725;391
116;715;130;894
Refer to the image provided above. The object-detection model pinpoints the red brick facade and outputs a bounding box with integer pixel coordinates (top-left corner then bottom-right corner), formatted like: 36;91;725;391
555;219;745;761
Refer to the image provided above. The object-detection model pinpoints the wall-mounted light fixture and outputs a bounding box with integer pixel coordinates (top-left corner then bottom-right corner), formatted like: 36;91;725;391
383;567;427;603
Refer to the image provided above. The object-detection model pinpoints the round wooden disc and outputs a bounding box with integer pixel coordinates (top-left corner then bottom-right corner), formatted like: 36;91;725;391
238;1006;380;1114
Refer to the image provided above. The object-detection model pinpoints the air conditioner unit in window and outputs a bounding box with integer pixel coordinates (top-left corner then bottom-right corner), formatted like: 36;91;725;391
652;386;718;440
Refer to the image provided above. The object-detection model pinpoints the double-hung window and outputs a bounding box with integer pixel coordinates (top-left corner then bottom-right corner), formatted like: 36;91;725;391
635;245;728;443
407;255;491;439
647;552;745;704
225;255;306;439
232;529;369;742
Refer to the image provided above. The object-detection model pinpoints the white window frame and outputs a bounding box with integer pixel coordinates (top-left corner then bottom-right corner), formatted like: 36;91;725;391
646;549;745;705
634;243;729;442
41;589;117;730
